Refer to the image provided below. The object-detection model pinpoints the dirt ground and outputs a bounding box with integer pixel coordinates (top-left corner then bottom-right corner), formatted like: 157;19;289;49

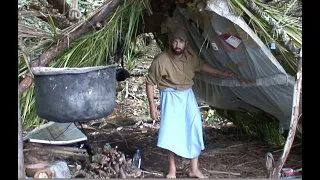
79;114;302;179
23;115;302;178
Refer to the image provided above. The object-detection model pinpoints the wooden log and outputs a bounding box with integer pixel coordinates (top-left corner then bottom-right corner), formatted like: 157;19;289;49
27;147;90;162
33;169;53;178
88;163;100;171
98;170;109;178
119;166;127;178
43;148;89;157
140;170;163;176
24;144;88;153
271;49;302;178
119;153;126;165
114;163;120;178
42;145;88;153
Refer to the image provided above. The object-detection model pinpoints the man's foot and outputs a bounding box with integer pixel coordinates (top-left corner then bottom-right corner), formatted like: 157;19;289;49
166;168;176;178
188;169;208;178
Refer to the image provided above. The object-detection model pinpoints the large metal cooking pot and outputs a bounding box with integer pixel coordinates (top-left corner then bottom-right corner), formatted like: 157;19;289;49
31;65;116;123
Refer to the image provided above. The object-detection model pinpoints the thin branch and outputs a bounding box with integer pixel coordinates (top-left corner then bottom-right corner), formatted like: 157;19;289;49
271;49;302;178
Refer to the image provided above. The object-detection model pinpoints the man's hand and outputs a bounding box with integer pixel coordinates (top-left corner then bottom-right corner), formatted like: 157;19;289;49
150;105;159;121
146;83;159;121
221;70;235;77
211;70;235;77
202;63;236;78
211;73;218;78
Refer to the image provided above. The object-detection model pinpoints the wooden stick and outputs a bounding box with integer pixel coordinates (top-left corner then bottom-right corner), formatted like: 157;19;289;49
272;49;302;178
125;81;129;98
26;147;89;161
272;143;302;153
24;145;88;153
44;149;89;157
42;145;88;153
227;143;245;148
151;151;166;157
236;160;257;167
18;81;25;178
207;170;241;176
141;170;163;176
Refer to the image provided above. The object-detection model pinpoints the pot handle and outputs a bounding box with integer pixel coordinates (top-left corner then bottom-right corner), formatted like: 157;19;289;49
29;53;42;68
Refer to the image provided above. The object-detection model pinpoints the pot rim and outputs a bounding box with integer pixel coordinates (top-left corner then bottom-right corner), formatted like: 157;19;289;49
31;65;117;76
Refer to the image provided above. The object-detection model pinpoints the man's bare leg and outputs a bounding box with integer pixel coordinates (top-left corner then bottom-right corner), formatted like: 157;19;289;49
166;150;176;178
188;156;208;178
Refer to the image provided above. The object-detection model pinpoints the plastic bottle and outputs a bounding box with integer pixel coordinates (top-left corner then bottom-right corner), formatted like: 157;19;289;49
132;149;142;169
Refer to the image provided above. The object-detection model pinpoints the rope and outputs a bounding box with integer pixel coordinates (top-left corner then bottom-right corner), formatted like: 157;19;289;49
69;0;82;21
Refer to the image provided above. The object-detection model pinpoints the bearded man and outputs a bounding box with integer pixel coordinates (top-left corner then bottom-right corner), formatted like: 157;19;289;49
145;28;235;178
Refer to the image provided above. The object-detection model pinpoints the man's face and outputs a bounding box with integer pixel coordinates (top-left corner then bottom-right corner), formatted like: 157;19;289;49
171;38;186;55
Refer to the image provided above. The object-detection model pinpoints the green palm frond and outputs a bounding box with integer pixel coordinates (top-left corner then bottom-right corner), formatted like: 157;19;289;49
52;0;145;68
226;0;301;75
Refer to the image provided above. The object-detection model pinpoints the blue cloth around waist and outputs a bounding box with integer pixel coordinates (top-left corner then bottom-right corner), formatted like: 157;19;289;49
157;87;204;159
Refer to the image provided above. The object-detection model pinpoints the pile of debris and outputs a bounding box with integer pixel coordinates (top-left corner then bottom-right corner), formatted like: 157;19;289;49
24;141;142;178
74;143;142;178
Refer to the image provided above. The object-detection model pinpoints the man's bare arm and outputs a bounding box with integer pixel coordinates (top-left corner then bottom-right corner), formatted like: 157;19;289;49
146;82;159;120
146;82;156;108
201;63;235;77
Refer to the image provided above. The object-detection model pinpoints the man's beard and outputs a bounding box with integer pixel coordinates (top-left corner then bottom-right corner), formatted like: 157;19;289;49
171;47;184;55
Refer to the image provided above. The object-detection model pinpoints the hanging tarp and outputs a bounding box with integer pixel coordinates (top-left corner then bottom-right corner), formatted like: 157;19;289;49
161;0;302;132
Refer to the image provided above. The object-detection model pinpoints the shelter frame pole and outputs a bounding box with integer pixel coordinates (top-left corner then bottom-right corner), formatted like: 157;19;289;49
272;49;302;178
18;80;25;178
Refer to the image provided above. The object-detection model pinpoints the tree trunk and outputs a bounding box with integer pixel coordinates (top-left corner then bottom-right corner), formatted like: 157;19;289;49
138;0;176;34
140;11;167;34
18;0;123;95
47;0;71;18
18;81;25;178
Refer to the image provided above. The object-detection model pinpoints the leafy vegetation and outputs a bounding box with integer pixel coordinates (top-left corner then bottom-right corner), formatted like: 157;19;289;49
18;0;301;146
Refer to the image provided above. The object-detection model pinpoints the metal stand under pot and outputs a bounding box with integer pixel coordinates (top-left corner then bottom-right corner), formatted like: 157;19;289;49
24;65;118;164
